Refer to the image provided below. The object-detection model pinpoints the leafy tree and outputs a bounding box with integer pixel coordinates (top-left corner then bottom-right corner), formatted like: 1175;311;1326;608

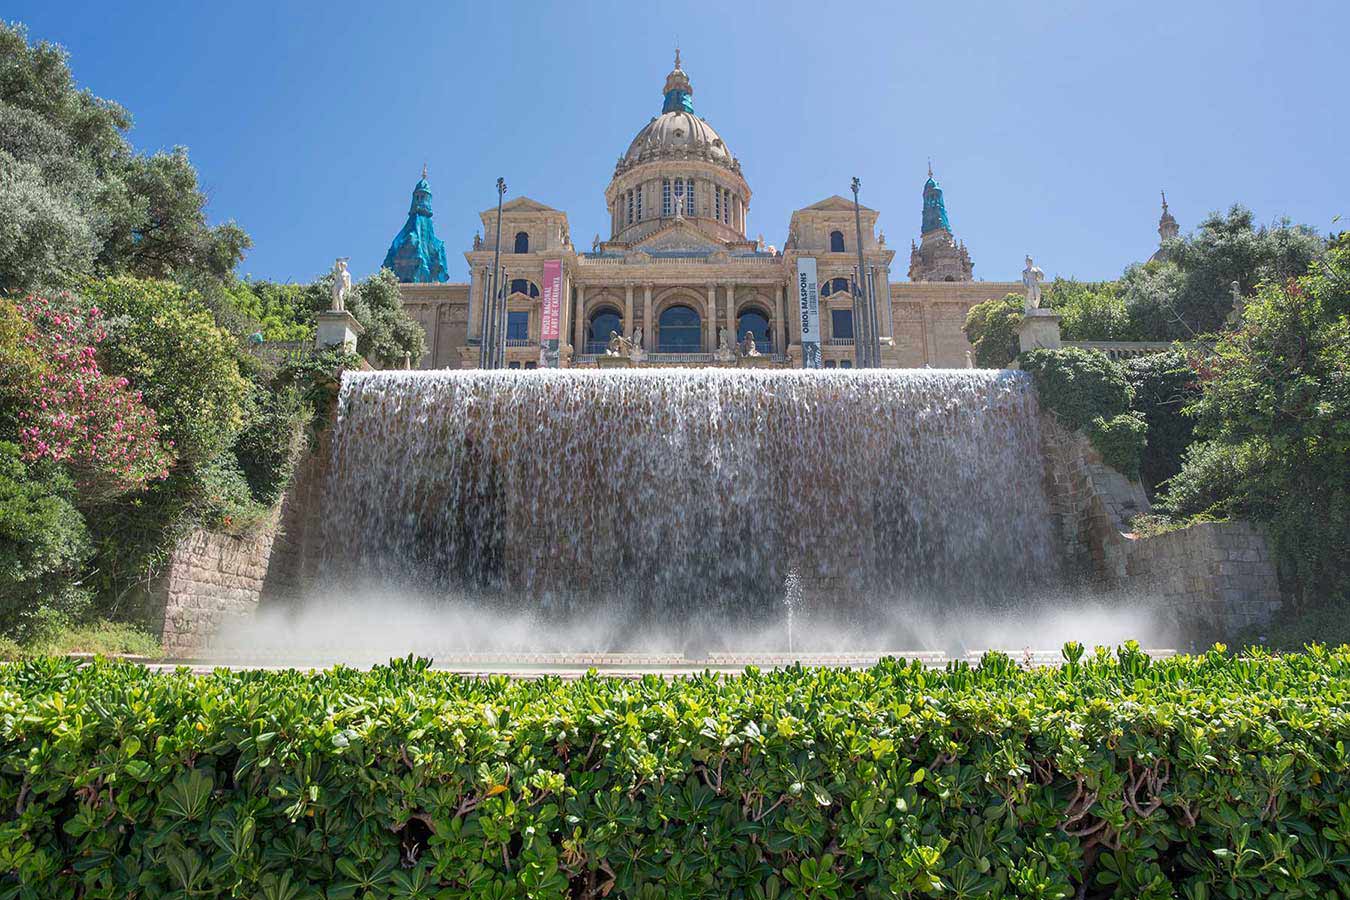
76;276;251;468
1124;351;1200;495
221;279;315;342
1162;234;1350;607
962;294;1021;368
1122;206;1322;340
0;441;92;640
1044;278;1131;341
0;21;250;291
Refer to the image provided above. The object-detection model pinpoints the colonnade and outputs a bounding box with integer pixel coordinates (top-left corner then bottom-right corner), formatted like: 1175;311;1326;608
570;281;787;354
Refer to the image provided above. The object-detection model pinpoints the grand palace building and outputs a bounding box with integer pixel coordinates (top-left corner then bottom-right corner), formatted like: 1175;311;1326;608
378;54;1082;369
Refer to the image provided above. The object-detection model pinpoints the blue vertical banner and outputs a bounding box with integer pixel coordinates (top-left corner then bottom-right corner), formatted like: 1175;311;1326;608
796;257;822;369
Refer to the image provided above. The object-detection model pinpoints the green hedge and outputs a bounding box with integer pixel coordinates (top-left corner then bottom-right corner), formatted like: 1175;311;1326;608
3;648;1349;897
1021;347;1147;480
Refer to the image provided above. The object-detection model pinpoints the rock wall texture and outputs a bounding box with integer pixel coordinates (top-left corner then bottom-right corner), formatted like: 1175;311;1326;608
154;526;278;658
1038;415;1283;645
152;425;333;658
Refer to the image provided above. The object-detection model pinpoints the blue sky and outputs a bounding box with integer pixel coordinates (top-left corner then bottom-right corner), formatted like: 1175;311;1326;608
9;0;1345;283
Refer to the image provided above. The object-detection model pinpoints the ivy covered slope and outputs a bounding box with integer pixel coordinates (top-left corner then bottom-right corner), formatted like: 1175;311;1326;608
3;648;1349;897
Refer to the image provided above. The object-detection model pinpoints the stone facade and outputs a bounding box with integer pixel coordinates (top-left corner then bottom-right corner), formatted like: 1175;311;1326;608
386;55;1015;372
1038;415;1282;645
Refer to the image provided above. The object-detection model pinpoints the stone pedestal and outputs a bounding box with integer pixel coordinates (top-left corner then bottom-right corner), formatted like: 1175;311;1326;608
596;354;634;368
737;354;776;368
1018;309;1062;353
315;311;365;353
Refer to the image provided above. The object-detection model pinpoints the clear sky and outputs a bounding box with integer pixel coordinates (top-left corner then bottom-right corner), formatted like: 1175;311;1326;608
9;0;1345;284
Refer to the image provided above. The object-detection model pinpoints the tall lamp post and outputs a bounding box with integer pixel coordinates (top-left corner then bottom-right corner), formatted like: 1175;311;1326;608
849;177;875;367
480;177;507;369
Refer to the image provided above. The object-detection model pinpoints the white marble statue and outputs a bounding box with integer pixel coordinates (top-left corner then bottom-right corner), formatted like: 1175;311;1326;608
1022;255;1045;312
740;331;760;357
330;258;351;312
630;326;643;351
966;350;974;369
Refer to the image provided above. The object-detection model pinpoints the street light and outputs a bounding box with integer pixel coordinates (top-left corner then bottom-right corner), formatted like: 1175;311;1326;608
481;177;507;368
849;177;875;367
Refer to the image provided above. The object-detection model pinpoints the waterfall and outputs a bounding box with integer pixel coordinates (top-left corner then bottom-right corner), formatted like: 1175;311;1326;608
318;368;1058;650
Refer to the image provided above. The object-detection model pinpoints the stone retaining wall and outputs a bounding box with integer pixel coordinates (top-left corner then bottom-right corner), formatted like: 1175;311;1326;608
155;526;278;657
1038;415;1283;645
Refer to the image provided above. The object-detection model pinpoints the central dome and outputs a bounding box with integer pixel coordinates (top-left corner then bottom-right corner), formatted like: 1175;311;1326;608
615;51;738;177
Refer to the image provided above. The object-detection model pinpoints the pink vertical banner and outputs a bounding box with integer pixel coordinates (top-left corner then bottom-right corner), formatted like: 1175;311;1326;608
541;260;562;366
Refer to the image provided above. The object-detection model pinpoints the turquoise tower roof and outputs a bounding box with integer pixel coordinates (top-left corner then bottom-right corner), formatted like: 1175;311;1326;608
921;164;952;235
382;168;451;283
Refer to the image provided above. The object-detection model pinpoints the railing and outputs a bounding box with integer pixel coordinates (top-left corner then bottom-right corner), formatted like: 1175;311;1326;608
505;338;535;348
824;337;855;346
248;340;312;367
1063;341;1182;361
584;341;609;354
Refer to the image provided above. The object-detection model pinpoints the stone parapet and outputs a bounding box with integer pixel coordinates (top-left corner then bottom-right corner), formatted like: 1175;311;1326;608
154;525;279;658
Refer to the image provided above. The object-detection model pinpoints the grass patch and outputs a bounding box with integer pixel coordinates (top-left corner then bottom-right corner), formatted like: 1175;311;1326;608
0;620;162;660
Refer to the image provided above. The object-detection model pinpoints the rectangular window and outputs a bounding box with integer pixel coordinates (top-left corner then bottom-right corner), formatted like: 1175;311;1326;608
635;186;643;221
626;190;634;225
686;178;695;216
831;309;854;340
507;310;529;341
714;186;722;223
662;178;671;217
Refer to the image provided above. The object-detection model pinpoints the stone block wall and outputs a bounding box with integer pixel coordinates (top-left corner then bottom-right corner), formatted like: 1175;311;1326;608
155;526;278;657
1038;415;1282;645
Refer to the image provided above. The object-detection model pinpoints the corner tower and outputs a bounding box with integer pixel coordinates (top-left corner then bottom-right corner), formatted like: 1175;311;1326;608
382;167;452;283
907;164;973;282
604;51;751;245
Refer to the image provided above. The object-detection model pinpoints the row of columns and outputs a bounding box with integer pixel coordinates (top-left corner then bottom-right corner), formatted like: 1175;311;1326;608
568;282;787;353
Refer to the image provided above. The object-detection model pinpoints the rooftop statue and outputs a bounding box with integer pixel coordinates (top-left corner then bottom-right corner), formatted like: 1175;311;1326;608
1022;255;1045;312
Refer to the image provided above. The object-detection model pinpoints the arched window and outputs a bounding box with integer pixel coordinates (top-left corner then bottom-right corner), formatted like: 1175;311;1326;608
737;308;771;351
829;230;845;253
587;306;623;354
509;279;540;298
658;305;702;353
839;359;853;369
820;277;851;297
513;231;529;254
824;360;837;369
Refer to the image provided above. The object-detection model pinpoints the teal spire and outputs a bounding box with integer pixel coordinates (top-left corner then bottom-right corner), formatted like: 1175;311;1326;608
921;161;951;235
661;48;695;114
382;165;451;283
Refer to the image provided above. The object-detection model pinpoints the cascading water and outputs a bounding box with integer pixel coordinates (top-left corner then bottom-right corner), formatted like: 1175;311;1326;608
316;368;1060;652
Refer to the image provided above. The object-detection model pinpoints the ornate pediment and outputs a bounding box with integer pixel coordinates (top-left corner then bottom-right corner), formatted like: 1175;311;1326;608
630;220;726;254
498;196;559;214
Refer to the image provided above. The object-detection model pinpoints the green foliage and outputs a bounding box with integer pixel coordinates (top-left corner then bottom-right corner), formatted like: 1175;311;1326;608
1044;278;1132;341
1121;206;1323;341
76;275;252;467
1086;412;1147;480
221;279;316;342
1020;347;1134;431
231;384;308;509
0;619;162;660
962;293;1021;368
2;649;1349;895
1162;235;1350;607
0;442;91;640
1124;351;1200;493
0;22;249;292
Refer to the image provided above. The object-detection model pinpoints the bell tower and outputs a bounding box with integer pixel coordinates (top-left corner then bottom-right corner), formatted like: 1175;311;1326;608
907;164;973;282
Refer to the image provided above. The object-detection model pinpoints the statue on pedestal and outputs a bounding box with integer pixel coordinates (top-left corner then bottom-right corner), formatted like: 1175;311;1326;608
330;258;351;312
739;331;760;357
1022;255;1045;313
715;328;734;362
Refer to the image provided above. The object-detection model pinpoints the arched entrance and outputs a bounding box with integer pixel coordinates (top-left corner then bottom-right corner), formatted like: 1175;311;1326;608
658;305;702;353
587;306;622;354
737;307;772;352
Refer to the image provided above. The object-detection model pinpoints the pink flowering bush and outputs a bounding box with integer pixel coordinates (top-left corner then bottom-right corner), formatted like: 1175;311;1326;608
13;294;172;501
